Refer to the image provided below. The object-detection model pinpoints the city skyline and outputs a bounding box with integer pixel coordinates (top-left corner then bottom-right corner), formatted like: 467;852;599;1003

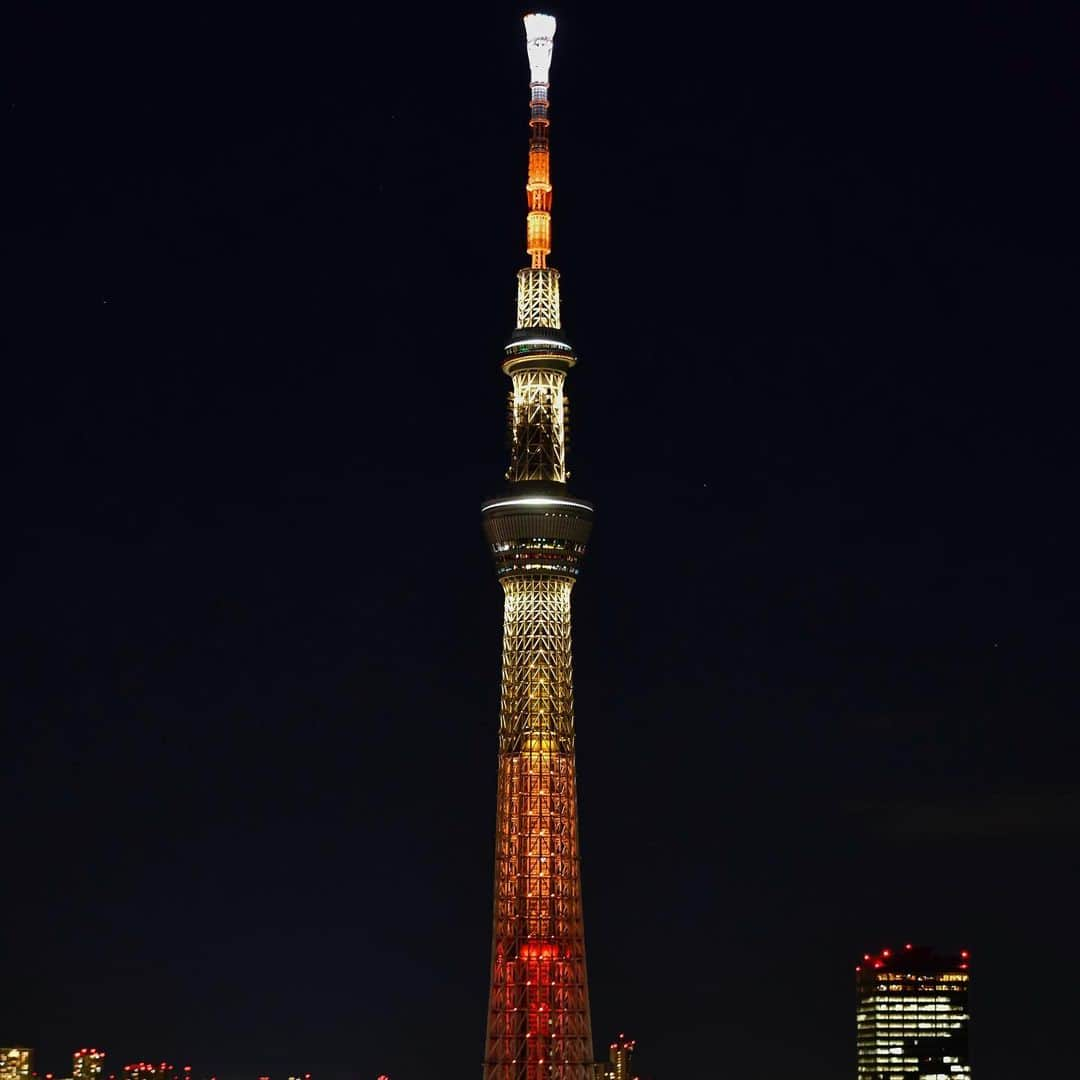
2;1051;307;1080
7;3;1078;1077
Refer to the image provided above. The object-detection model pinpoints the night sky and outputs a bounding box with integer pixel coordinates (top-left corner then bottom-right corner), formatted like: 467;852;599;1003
7;3;1079;1078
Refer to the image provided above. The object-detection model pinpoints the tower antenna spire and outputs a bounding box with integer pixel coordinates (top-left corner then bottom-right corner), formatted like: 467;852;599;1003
524;13;556;269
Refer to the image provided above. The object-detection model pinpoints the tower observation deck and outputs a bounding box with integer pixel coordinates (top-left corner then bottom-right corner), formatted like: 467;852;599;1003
480;14;596;1080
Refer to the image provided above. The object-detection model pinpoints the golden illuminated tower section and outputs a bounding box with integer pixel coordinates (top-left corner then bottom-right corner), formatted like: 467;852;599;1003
480;14;596;1080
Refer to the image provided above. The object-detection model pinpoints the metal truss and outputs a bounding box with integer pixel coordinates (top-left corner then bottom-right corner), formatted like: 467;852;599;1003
506;370;568;483
517;268;561;329
484;575;594;1080
485;17;596;1080
498;577;576;754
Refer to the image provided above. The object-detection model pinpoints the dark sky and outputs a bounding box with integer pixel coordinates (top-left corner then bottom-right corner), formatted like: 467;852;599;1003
7;3;1079;1078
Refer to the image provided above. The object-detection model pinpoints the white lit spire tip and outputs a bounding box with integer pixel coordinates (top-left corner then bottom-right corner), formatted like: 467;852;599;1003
524;12;556;83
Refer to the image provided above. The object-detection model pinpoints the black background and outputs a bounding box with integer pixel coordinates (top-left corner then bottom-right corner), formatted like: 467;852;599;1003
7;3;1079;1078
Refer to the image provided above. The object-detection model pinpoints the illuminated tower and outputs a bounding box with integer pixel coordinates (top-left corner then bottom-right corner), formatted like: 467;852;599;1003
856;945;972;1079
73;1050;104;1080
480;14;596;1080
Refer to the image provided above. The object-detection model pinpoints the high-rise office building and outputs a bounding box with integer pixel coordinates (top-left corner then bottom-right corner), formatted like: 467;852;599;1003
73;1049;104;1080
0;1049;31;1080
480;13;596;1080
856;945;971;1079
602;1036;635;1080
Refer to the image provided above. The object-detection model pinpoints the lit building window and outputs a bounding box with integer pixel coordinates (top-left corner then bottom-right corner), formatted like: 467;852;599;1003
856;946;972;1079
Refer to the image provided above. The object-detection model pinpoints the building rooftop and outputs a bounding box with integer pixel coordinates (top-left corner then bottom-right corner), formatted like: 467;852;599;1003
856;943;970;974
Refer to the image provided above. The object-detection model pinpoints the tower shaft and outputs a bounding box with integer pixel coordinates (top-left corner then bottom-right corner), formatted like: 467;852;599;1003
483;566;593;1080
525;24;553;268
487;577;591;1080
481;14;595;1080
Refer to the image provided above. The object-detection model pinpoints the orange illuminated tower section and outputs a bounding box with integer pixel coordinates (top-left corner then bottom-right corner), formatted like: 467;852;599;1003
480;14;596;1080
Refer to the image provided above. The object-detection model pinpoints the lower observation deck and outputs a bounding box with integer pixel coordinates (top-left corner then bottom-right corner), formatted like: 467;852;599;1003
481;488;593;578
502;328;576;377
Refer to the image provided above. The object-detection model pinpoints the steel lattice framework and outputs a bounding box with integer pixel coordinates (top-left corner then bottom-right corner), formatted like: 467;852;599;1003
480;14;597;1080
507;369;568;483
487;578;591;1078
517;268;561;329
498;578;575;754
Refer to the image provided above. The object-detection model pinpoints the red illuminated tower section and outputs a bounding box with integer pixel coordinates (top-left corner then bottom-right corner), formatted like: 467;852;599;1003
480;14;595;1080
